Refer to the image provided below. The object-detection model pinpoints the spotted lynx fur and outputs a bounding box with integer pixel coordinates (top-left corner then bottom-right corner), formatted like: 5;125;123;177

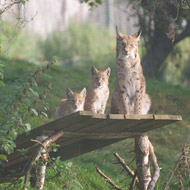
84;66;111;114
55;88;86;119
110;28;151;114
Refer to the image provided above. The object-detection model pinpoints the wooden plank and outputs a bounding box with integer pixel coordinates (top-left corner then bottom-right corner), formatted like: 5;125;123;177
57;119;149;151
125;114;154;120
55;131;139;139
127;120;177;133
153;115;182;120
94;114;151;133
56;119;114;147
96;115;153;133
138;120;178;133
54;120;149;154
50;138;124;161
108;114;125;119
80;111;107;119
4;154;30;168
14;112;93;149
55;114;129;147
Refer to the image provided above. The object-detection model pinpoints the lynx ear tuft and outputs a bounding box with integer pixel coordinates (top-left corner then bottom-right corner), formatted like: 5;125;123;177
80;88;86;98
91;66;98;75
105;67;111;76
134;30;141;41
66;88;73;98
116;26;122;40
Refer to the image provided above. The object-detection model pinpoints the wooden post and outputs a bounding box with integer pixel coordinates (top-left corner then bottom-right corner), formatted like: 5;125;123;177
30;136;48;190
35;157;48;190
135;135;151;190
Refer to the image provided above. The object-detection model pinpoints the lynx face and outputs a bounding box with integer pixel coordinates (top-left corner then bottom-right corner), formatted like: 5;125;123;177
116;28;141;60
91;66;111;89
67;88;86;111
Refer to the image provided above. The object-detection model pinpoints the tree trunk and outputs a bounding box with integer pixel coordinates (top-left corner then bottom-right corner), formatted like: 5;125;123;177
142;22;190;78
35;160;48;190
30;160;47;190
135;135;151;190
30;136;48;190
141;31;173;78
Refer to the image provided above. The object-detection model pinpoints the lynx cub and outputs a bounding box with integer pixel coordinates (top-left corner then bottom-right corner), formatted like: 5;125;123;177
55;88;86;119
110;28;151;114
84;66;111;114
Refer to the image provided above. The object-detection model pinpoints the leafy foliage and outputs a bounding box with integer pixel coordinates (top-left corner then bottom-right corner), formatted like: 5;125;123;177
44;157;84;190
0;58;55;163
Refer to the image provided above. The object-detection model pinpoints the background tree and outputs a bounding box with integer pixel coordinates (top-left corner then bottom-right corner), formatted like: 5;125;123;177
130;0;190;77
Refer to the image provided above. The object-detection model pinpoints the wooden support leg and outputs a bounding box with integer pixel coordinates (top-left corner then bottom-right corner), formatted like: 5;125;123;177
30;159;47;190
35;158;48;190
135;135;151;190
26;130;64;189
29;136;48;190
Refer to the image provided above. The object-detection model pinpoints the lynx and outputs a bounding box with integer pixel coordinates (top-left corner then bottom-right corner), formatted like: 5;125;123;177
110;27;151;115
55;88;86;119
84;66;111;114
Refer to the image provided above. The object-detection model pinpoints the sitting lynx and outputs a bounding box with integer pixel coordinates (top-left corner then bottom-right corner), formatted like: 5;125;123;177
110;27;151;114
55;88;86;119
84;66;111;114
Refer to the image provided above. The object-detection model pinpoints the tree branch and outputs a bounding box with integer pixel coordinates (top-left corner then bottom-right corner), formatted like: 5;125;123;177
130;171;138;190
147;140;160;190
113;153;136;178
174;23;190;45
96;167;122;190
0;0;23;15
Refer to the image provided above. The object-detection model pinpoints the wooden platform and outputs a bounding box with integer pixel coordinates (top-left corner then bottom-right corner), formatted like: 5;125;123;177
0;111;182;183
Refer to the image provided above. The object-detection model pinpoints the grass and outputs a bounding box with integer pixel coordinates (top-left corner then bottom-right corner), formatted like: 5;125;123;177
0;57;190;189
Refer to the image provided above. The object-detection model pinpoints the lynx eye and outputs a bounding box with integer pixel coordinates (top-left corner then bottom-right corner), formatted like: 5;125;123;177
130;44;134;47
102;77;105;81
121;42;125;46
